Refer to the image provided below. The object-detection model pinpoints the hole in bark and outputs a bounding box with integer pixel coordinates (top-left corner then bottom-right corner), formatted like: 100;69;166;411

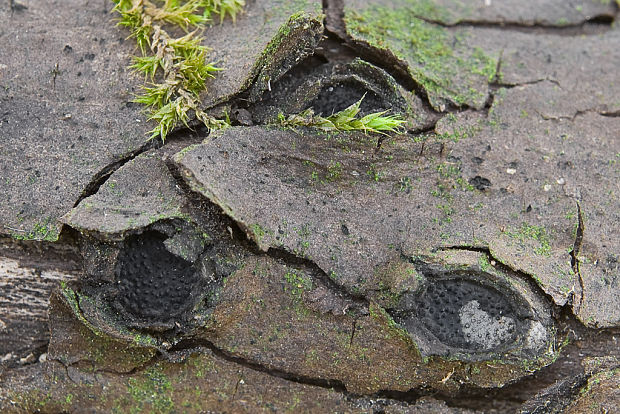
469;176;491;191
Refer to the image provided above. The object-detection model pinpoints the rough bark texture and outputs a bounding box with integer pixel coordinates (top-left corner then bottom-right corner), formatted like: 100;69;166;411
1;0;620;412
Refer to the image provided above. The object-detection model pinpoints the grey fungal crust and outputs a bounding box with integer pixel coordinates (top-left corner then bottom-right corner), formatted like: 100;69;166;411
393;257;554;362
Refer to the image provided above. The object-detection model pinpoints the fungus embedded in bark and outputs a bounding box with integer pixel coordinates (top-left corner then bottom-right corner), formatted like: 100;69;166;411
415;279;519;352
115;230;200;323
310;81;384;116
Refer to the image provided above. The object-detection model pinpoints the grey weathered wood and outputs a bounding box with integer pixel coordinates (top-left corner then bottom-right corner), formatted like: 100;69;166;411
0;239;81;361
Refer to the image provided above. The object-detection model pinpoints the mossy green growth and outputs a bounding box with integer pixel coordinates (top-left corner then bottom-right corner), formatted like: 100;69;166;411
345;3;496;110
368;302;421;357
250;223;267;243
282;269;314;317
112;0;245;141
11;218;59;242
126;366;173;414
278;94;406;134
367;261;422;308
478;254;491;272
60;282;103;336
283;270;313;302
503;222;552;256
436;162;474;191
258;11;307;63
435;116;483;143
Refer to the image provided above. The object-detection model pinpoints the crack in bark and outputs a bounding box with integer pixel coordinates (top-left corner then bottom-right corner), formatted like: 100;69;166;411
231;376;242;399
492;77;562;91
539;107;618;122
72;119;212;211
167;338;349;392
412;15;615;36
570;202;586;314
489;49;504;86
163;338;450;405
349;317;357;346
72;139;160;208
516;373;589;414
599;109;620;118
264;245;368;308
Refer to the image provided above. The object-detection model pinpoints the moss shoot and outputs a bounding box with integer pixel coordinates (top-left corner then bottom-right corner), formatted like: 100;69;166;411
278;94;406;134
112;0;246;141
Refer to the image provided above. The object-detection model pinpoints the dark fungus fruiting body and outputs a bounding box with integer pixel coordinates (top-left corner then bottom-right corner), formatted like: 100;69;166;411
115;231;200;323
392;265;551;360
415;279;519;351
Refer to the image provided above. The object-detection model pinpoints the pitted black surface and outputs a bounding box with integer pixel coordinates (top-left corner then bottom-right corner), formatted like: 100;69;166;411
311;81;385;115
390;269;531;355
115;231;199;322
418;279;517;350
249;57;417;125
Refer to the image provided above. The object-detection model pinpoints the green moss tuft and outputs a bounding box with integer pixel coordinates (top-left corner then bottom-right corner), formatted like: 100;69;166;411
278;94;406;134
112;0;245;141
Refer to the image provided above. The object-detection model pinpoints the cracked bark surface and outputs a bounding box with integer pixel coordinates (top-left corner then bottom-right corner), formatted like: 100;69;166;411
2;0;620;412
0;0;323;241
378;0;617;27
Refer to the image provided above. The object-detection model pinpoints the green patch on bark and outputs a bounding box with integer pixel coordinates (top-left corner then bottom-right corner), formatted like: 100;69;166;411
11;217;60;242
126;366;174;414
345;2;496;110
283;269;314;316
503;223;552;257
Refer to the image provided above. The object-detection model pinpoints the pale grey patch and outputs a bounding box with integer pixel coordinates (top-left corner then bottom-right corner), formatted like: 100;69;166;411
460;300;516;350
525;321;548;351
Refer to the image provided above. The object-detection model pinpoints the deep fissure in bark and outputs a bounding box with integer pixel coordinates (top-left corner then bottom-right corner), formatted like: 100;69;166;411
570;202;586;313
413;15;616;35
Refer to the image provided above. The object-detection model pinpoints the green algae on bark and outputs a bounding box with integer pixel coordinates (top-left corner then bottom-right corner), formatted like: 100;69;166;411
197;256;559;394
49;286;157;373
344;1;497;110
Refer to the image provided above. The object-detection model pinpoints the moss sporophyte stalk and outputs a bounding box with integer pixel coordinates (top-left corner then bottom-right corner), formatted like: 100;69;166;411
112;0;245;141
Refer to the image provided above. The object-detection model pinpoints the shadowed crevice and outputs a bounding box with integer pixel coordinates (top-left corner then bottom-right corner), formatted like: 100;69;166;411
413;15;615;36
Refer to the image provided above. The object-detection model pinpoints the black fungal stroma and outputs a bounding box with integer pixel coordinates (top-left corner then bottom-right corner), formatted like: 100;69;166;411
416;279;519;351
311;82;384;115
115;231;199;322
